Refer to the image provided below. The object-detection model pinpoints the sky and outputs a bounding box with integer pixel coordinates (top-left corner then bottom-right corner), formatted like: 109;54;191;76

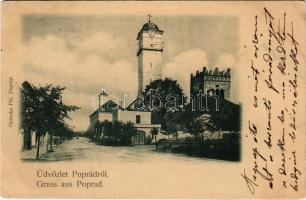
22;15;239;131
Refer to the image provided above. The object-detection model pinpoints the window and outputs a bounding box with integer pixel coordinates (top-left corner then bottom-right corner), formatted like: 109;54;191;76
216;89;220;96
136;115;141;124
220;89;225;98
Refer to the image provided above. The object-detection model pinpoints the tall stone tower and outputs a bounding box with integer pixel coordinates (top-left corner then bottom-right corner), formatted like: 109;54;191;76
137;16;164;94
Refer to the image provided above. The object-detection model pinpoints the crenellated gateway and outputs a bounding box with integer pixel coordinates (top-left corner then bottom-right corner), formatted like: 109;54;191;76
190;67;231;101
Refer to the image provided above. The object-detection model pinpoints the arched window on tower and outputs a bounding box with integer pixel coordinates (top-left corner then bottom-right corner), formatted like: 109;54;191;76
215;85;220;96
216;89;220;96
220;89;225;98
207;89;215;97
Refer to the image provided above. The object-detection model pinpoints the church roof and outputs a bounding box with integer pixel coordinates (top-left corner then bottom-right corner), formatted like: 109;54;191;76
125;97;150;112
89;100;122;117
137;22;164;40
99;100;122;112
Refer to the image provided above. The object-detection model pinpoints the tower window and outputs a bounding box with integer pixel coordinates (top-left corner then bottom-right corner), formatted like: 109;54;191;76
220;89;225;98
136;115;141;124
216;89;220;96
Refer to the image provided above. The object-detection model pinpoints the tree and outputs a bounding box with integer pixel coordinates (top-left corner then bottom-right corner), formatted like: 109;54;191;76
92;121;103;142
187;120;204;141
26;83;51;159
44;85;79;152
196;114;217;130
102;120;113;137
95;120;136;146
112;121;123;143
122;121;137;145
20;81;79;159
53;122;74;143
210;99;241;132
142;78;186;129
20;81;36;150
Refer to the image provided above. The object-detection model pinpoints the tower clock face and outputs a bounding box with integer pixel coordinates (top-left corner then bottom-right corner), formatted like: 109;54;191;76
149;30;155;38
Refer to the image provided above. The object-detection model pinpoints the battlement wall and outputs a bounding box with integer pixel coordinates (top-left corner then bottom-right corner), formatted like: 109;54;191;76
191;67;231;82
190;66;232;100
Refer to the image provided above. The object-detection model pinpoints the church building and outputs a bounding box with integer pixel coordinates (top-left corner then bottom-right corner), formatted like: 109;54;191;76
88;16;164;144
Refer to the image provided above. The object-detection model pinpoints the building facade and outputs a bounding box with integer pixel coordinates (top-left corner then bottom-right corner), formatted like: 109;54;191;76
89;100;121;133
137;19;164;94
89;98;161;145
113;110;161;144
190;67;231;100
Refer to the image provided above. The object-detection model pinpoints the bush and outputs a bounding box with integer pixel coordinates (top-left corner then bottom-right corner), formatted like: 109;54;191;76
92;120;137;146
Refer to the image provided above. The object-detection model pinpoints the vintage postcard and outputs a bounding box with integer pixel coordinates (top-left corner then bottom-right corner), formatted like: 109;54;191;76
1;1;305;198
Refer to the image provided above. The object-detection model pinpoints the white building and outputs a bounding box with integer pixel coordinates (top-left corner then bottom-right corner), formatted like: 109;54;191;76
89;98;161;145
113;98;161;144
89;100;121;132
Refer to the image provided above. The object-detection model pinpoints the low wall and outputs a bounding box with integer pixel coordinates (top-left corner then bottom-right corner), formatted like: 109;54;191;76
156;134;240;161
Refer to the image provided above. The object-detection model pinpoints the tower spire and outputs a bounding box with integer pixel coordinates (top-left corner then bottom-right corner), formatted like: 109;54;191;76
147;13;152;22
